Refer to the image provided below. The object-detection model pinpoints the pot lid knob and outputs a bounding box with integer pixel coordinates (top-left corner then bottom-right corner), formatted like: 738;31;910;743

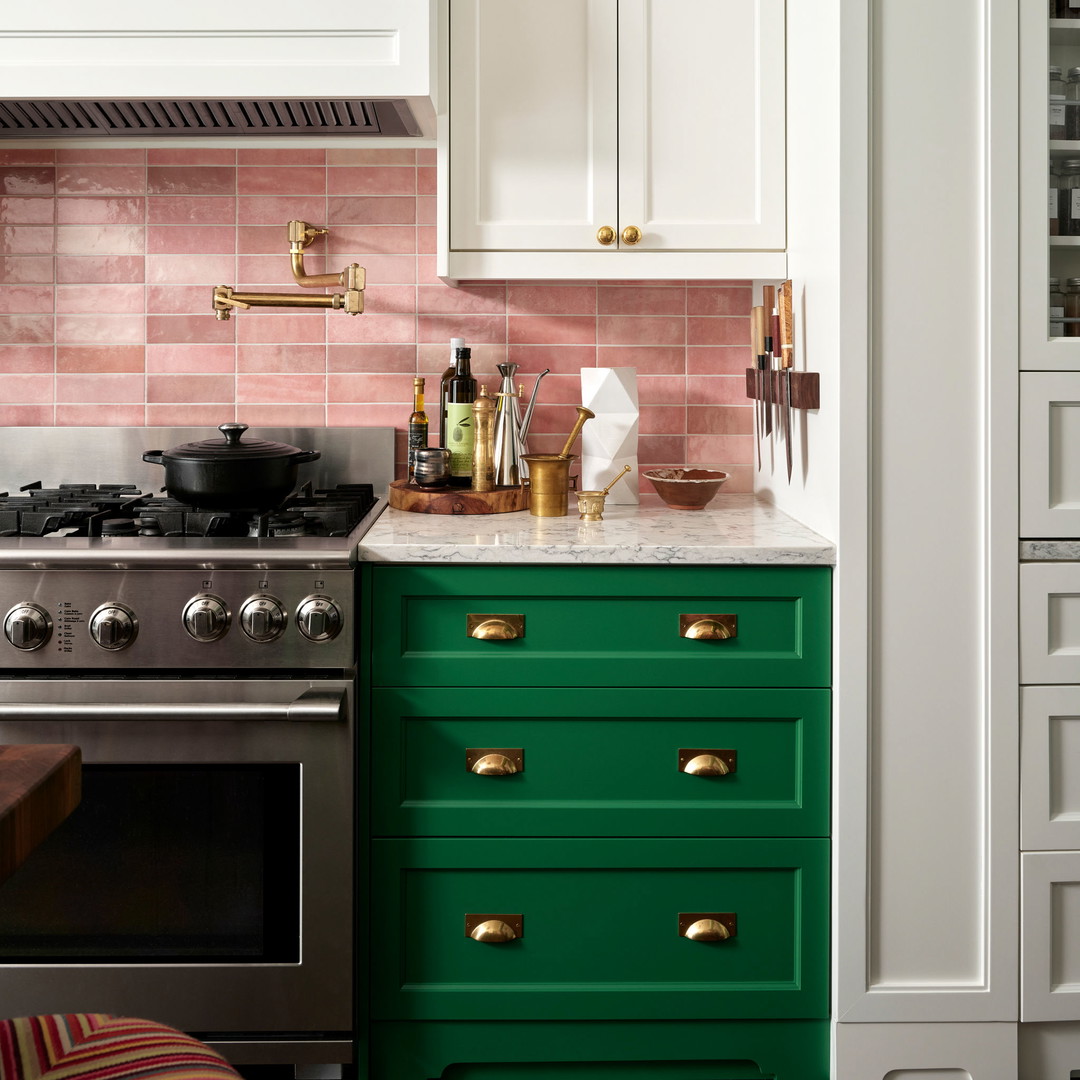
219;423;248;447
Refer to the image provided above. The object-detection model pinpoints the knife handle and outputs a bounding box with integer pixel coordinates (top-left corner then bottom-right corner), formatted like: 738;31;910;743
778;281;794;370
752;306;767;359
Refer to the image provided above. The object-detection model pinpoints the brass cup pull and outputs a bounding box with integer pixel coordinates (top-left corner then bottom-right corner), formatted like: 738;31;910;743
467;749;523;776
679;912;737;942
621;225;642;245
466;914;523;942
682;753;729;777
467;613;525;640
679;613;737;640
597;225;616;246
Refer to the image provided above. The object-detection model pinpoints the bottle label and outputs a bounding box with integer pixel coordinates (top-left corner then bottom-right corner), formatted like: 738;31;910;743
445;402;475;477
1071;189;1080;219
1052;188;1061;219
1052;103;1067;124
407;422;427;474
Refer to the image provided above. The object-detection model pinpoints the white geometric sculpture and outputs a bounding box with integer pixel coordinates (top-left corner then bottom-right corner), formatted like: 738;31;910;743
581;367;639;504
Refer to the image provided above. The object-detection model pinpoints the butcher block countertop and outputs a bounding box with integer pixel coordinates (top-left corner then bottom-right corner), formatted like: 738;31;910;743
357;493;835;566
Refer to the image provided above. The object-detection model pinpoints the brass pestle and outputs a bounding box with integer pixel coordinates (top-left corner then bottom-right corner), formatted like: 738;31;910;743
559;406;595;458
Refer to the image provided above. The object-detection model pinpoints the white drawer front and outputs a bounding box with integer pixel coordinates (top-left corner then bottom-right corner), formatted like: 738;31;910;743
1021;373;1080;538
1022;686;1080;850
1020;563;1080;684
1023;852;1080;1022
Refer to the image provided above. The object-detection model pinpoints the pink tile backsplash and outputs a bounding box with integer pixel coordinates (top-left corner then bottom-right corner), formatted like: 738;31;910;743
0;148;755;489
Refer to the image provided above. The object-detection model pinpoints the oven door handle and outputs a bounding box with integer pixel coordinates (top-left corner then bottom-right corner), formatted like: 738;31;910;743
0;687;348;723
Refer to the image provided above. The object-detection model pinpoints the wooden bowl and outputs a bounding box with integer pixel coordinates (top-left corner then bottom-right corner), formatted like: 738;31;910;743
643;468;729;510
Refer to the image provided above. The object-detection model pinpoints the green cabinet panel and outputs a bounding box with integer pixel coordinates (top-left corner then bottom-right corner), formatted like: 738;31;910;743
370;1019;829;1080
370;565;831;689
370;837;829;1022
371;686;830;838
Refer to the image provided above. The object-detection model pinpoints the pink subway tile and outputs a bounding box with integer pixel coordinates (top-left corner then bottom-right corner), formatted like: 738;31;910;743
328;343;416;374
327;311;416;345
706;463;752;493
238;344;326;373
237;252;324;283
56;197;144;225
686;434;754;464
146;344;236;373
238;227;312;261
147;225;236;255
56;255;143;283
686;286;753;316
639;405;690;436
236;311;328;345
686;346;752;376
0;404;53;424
637;375;688;405
146;254;235;284
327;372;413;403
238;167;327;197
687;376;751;406
596;345;685;375
56;283;144;314
0;315;52;343
417;255;441;285
416;284;504;315
687;404;754;435
56;314;143;344
146;314;236;345
326;224;417;256
417;149;437;167
326;197;416;226
352;254;416;284
1;198;53;224
56;149;145;166
237;372;326;403
507;284;597;316
237;196;325;226
327;403;402;427
147;404;234;426
416;197;436;225
148;149;236;167
0;285;53;313
637;435;689;466
327;149;416;167
56;225;144;256
239;404;326;427
2;227;54;255
148;196;236;225
0;373;52;403
0;345;52;373
147;374;235;403
525;432;573;454
598;286;685;316
508;315;596;346
238;149;326;167
0;256;54;283
2;169;55;196
148;167;236;196
516;373;584;405
417;314;507;346
417;227;437;257
418;167;436;196
365;284;421;315
327;167;415;197
0;150;55;166
57;403;144;426
504;345;596;377
687;316;751;347
597;315;684;347
147;285;214;315
56;167;145;197
56;345;145;373
56;373;144;403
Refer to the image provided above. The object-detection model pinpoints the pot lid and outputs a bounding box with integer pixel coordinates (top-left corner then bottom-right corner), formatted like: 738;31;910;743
160;423;311;462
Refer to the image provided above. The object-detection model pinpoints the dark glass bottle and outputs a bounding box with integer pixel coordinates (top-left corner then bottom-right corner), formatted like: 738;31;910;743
407;376;428;480
444;347;477;486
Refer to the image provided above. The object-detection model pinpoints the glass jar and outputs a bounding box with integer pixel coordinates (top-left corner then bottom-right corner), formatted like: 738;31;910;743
1060;0;1080;17
1052;278;1066;337
1067;69;1080;139
1060;159;1080;234
1052;159;1062;235
1066;279;1080;337
1052;67;1067;139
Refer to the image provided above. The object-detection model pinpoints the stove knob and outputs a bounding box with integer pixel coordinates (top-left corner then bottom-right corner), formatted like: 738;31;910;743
4;603;52;651
89;603;138;651
239;595;287;642
183;595;230;642
297;595;343;642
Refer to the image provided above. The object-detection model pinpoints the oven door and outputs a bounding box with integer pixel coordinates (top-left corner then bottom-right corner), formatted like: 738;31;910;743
0;678;353;1060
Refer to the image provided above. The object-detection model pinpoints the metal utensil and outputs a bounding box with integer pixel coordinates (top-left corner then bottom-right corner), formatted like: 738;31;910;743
778;280;794;481
517;368;551;451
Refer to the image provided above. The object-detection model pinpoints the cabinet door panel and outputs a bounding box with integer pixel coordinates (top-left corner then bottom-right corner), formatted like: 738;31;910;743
1021;372;1080;537
1021;685;1080;850
617;0;785;251
449;0;619;251
1020;562;1080;684
372;686;830;838
1022;851;1080;1021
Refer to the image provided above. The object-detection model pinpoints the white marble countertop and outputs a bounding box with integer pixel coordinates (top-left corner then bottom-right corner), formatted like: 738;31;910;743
357;493;835;565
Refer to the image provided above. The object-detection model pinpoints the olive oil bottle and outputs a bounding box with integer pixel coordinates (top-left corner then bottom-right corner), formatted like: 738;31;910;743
406;376;428;479
444;346;476;486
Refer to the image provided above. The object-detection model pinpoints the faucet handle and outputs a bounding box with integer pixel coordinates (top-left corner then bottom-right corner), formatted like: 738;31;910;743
212;285;252;321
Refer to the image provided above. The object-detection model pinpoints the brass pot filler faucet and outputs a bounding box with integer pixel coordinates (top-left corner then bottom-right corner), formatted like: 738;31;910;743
212;220;365;320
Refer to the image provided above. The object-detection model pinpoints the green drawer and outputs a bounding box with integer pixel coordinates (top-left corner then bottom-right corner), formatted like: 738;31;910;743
369;565;831;689
369;837;829;1022
371;687;830;838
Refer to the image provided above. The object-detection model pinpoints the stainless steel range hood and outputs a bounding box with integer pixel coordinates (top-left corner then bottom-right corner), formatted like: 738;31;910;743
0;2;436;140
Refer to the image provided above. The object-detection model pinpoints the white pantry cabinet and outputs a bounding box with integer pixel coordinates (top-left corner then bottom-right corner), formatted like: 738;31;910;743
439;0;787;282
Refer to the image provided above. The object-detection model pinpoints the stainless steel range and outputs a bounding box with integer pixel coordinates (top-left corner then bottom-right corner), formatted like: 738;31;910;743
0;426;394;1074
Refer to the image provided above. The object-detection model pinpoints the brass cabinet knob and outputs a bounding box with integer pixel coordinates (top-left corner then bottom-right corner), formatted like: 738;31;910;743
467;613;525;640
469;753;520;776
465;914;523;942
621;225;642;245
679;613;737;640
682;753;729;777
597;225;616;245
679;912;737;942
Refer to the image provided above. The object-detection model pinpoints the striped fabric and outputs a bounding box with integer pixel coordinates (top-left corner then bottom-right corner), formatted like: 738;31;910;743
0;1016;241;1080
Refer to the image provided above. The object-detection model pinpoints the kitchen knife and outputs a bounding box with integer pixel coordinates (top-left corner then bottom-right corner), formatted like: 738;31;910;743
754;304;772;436
778;280;794;481
751;304;764;468
762;285;777;435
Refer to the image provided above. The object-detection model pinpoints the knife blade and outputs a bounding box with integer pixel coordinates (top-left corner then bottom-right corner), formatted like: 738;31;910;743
751;304;764;469
754;304;772;436
762;285;776;436
778;280;794;481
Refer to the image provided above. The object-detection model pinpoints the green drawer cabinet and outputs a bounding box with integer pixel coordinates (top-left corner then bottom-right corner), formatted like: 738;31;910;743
362;562;832;1080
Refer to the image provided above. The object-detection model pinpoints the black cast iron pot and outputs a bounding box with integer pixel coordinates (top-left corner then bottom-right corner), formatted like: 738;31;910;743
143;423;321;511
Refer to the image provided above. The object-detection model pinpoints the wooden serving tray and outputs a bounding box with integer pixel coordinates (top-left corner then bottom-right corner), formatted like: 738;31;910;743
388;479;529;515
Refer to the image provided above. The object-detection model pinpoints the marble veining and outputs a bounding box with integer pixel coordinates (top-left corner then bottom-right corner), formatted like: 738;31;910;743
357;493;835;565
1021;540;1080;560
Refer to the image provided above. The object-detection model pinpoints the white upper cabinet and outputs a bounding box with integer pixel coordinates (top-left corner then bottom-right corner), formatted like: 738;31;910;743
440;0;787;281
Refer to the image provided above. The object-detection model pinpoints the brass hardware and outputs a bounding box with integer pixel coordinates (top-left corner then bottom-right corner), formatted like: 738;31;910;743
559;406;595;459
597;225;616;246
466;748;524;775
467;613;525;640
679;613;737;640
679;912;737;942
465;914;523;942
522;454;576;517
678;749;737;777
621;225;642;245
213;220;365;320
